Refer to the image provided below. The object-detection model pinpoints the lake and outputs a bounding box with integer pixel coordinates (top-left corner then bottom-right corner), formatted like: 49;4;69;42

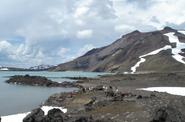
0;71;107;116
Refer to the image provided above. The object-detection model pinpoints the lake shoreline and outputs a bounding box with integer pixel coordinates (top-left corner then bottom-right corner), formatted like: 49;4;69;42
0;71;104;116
2;72;185;121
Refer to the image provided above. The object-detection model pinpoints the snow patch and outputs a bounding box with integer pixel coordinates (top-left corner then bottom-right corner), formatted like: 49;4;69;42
130;45;172;73
140;87;185;96
1;106;67;122
164;32;185;64
1;112;30;122
130;32;185;74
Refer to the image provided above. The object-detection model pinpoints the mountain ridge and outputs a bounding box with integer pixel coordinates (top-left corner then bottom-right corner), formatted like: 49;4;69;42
51;27;185;73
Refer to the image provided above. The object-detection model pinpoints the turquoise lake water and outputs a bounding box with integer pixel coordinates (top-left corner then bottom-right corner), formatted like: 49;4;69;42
0;71;107;116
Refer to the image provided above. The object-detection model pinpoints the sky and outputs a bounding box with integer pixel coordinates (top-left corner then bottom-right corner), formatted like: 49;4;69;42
0;0;185;68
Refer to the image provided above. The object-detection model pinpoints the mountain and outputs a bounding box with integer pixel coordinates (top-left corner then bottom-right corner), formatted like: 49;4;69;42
0;66;9;71
0;66;27;71
51;27;185;73
29;64;54;71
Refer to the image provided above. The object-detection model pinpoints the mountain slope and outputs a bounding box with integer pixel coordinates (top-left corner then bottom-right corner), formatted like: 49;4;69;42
52;27;185;73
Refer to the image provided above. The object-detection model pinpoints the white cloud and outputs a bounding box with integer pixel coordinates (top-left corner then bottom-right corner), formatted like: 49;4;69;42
76;29;93;39
0;40;12;52
115;24;136;33
74;6;89;18
57;47;70;58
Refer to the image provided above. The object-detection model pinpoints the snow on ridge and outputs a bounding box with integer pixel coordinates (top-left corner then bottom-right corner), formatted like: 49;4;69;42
1;106;67;122
140;87;185;96
130;45;172;73
164;32;185;64
130;32;185;74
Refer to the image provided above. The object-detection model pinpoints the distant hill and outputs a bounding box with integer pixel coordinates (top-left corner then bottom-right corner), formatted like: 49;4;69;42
29;64;54;71
0;66;27;71
51;27;185;73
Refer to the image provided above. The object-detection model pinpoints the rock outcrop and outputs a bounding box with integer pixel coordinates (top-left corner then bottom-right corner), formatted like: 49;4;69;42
6;75;78;87
23;108;44;122
43;109;64;122
23;107;114;122
23;108;64;122
151;106;185;122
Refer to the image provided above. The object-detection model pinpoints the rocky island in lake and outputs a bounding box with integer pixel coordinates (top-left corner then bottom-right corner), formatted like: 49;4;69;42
6;75;78;88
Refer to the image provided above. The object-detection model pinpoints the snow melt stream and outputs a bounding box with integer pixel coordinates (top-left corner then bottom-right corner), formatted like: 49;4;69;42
1;106;67;122
130;31;185;73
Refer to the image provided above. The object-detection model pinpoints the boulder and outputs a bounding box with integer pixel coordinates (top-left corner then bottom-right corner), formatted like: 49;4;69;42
84;97;96;111
93;85;104;91
151;106;185;122
43;108;64;122
105;86;114;97
23;108;44;122
113;92;124;101
74;116;94;122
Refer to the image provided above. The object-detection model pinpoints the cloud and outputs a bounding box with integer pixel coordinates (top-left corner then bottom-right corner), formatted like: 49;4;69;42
57;48;69;57
76;29;93;39
0;0;185;67
0;40;12;52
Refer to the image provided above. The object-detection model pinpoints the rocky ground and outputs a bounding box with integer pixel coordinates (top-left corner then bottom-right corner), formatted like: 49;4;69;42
20;72;185;122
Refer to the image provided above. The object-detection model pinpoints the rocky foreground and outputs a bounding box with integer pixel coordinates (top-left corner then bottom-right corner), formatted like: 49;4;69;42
15;72;185;122
6;75;79;87
21;86;185;122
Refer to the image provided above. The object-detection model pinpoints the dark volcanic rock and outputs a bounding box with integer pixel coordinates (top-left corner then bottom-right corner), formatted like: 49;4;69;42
74;116;114;122
93;85;104;91
84;97;96;111
151;106;185;122
105;86;114;97
23;108;44;122
75;116;94;122
43;108;64;122
23;107;114;122
6;75;78;87
23;108;65;122
113;92;124;101
44;92;73;106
